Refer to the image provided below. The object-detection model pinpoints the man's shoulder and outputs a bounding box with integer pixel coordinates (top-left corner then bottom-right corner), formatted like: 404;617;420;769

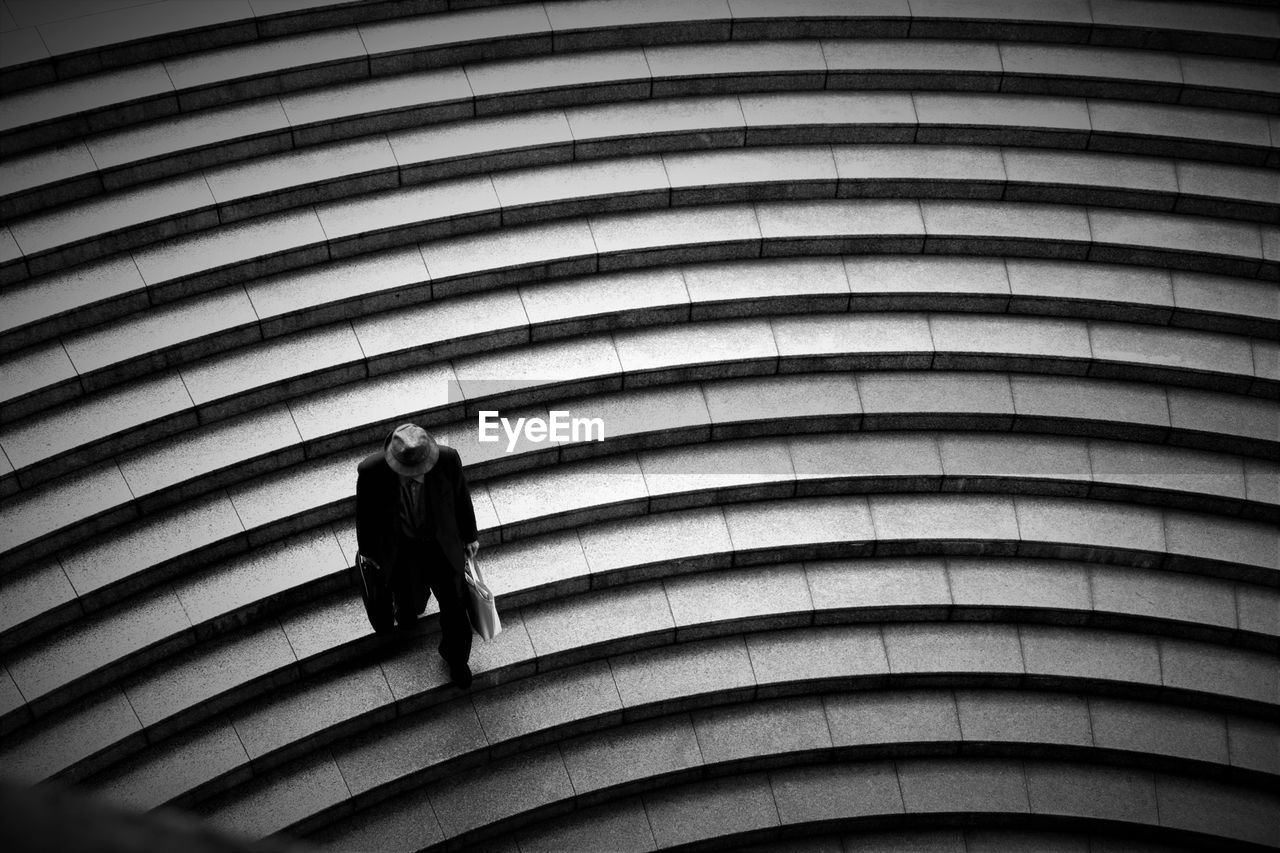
357;451;386;475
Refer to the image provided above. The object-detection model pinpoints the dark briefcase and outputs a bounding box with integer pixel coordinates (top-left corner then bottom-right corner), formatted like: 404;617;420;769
356;551;395;633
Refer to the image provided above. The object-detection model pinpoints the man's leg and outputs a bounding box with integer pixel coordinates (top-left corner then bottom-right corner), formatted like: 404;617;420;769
390;537;429;627
424;545;473;677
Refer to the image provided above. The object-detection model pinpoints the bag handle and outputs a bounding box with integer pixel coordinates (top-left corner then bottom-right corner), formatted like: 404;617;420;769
466;551;487;586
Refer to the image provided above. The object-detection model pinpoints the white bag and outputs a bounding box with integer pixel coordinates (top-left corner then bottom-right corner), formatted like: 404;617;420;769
463;553;501;640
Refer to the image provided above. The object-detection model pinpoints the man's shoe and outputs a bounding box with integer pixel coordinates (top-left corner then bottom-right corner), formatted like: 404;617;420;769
448;661;472;689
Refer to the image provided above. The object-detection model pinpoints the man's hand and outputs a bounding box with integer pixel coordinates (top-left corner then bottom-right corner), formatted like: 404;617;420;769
465;540;479;559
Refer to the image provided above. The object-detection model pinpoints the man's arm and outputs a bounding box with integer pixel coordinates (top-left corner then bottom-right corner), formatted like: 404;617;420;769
451;450;479;556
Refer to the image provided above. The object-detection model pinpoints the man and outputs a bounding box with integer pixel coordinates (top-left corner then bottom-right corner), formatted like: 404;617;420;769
356;423;480;688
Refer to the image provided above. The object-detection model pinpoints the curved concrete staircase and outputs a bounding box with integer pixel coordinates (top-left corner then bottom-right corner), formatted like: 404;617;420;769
0;2;1276;851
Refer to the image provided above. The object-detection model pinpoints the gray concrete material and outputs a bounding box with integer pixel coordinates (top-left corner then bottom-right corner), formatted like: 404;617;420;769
0;341;76;412
771;761;904;826
639;438;795;510
487;453;648;538
1154;774;1280;848
204;135;399;222
1003;149;1178;212
352;288;527;368
869;493;1021;557
86;717;251;812
1174;161;1280;225
908;0;1092;39
841;829;966;853
131;206;329;299
0;61;175;142
913;93;1091;148
391;110;574;184
921;200;1092;259
591;204;761;271
316;174;500;257
614;318;778;385
703;373;861;439
610;634;756;715
896;757;1029;814
1013;496;1167;567
948;558;1092;624
521;581;675;663
119;619;297;732
1020;625;1161;690
515;797;656;853
647;40;826;97
0;139;100;217
61;285;260;384
739;91;916;145
170;528;346;632
308;786;445;853
1086;100;1273;165
0;461;135;558
332;697;487;801
1024;761;1159;825
86;97;291;176
692;695;831;766
728;0;909;40
834;145;1005;200
422;218;598;297
493;155;669;225
472;530;591;604
449;334;622;412
998;44;1182;101
955;689;1092;747
933;313;1092;374
287;362;459;452
0;688;142;783
823;39;1002;91
1227;715;1280;777
278;67;471;143
723;496;876;563
824;689;960;752
559;713;703;797
1088;698;1228;767
1179;55;1280;114
380;610;533;707
1235;584;1280;642
56;492;245;604
1243;457;1280;512
883;623;1023;683
116;404;303;503
467;48;651;115
790;432;942;495
1009;375;1170;444
245;246;428;335
664;562;812;640
1087;440;1247;513
279;593;373;671
843;255;1009;313
472;659;623;749
1162;510;1279;579
565;95;745;158
230;662;393;763
937;434;1091;497
31;1;255;61
0;256;147;356
198;751;350;839
644;772;779;849
1088;0;1280;58
2;370;194;476
773;311;933;372
552;384;711;461
757;198;926;257
546;0;730;52
859;372;1016;431
360;4;552;74
6;586;190;713
0;561;79;646
806;556;950;622
1160;638;1278;707
226;450;361;544
1088;209;1265;279
1005;259;1173;324
164;27;369;108
577;506;734;584
665;146;838;206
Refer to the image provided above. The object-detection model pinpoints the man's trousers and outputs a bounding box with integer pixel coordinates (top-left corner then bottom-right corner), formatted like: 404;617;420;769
391;534;472;667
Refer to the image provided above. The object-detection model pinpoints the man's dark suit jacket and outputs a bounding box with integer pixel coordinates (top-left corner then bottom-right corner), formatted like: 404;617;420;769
355;434;478;579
